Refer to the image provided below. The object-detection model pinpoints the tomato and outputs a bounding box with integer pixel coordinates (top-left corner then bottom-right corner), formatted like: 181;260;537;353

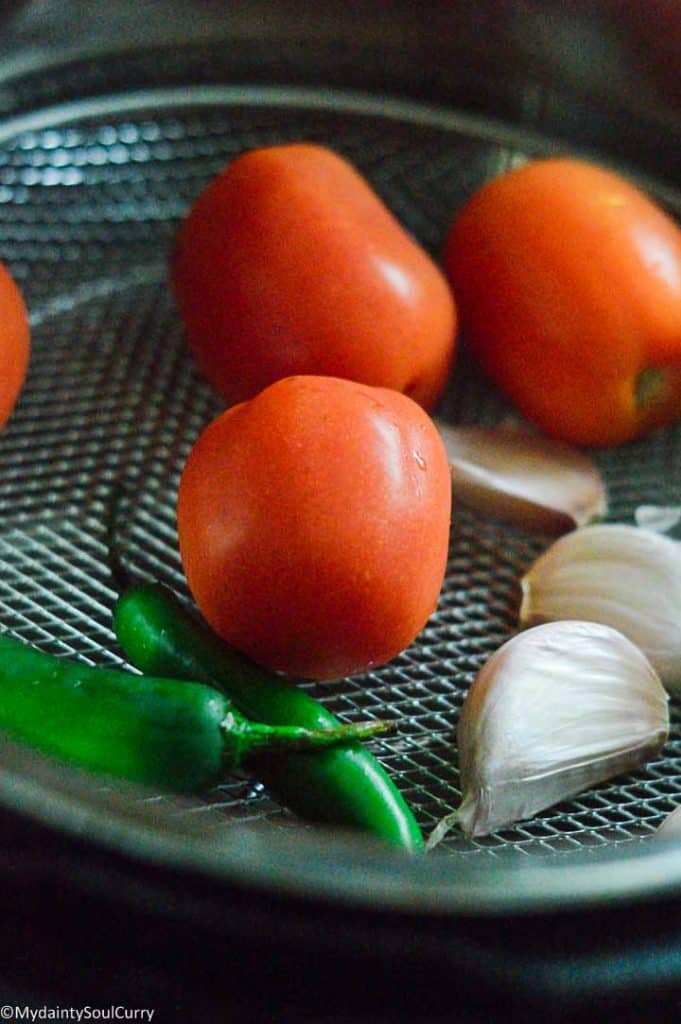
176;375;452;680
172;143;456;411
0;261;29;431
443;158;681;446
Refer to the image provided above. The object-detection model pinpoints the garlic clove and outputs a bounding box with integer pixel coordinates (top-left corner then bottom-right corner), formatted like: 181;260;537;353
427;621;668;846
655;806;681;839
520;524;681;689
435;422;607;535
635;504;681;534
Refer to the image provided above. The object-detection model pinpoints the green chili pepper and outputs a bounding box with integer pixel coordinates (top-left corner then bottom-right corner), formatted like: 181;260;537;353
0;631;394;792
113;582;425;851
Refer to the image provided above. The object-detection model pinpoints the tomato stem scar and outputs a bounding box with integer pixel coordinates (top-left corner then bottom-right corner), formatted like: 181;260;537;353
635;367;668;409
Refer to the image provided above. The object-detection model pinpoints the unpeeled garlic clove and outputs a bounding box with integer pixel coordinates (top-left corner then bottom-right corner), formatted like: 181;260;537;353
435;422;607;535
520;524;681;689
655;806;681;839
427;621;668;846
635;505;681;534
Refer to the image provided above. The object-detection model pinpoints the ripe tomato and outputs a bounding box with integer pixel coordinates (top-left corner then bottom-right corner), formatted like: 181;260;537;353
177;375;452;680
172;143;456;411
0;261;29;431
443;158;681;446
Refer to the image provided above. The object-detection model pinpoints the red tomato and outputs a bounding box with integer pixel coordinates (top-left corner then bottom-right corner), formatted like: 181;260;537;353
177;375;452;680
172;143;456;411
443;158;681;446
0;261;29;430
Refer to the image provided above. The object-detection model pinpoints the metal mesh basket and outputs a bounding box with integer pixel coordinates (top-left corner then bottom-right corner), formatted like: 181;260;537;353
0;42;680;884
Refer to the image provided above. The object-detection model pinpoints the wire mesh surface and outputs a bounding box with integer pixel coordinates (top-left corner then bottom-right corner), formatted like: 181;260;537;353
0;53;680;863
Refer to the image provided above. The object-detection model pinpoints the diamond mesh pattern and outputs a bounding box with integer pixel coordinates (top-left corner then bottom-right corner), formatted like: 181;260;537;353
0;61;679;861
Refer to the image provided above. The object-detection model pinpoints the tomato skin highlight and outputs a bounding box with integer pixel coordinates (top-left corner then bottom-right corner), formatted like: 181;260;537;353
176;375;452;680
0;261;30;431
172;143;457;411
443;158;681;447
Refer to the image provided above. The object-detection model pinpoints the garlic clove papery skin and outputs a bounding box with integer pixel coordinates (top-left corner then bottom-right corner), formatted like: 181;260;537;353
520;524;681;689
635;505;681;535
656;805;681;839
455;620;668;838
435;421;607;535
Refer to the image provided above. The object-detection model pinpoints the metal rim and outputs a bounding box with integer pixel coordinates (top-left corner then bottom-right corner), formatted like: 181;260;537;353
1;720;680;918
0;81;675;208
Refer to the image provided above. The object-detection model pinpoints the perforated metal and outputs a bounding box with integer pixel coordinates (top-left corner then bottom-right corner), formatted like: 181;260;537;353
0;53;679;861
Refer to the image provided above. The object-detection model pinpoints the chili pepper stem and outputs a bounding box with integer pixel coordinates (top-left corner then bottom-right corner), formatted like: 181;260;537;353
222;711;395;767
